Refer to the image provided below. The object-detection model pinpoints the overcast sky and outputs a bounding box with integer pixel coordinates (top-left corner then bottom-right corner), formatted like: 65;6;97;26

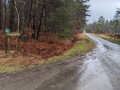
87;0;120;23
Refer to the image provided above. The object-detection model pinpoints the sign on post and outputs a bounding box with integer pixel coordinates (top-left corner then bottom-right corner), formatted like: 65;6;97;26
5;28;20;54
5;28;11;33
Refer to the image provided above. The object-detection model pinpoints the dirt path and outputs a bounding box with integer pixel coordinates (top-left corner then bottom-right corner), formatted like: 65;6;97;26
0;34;120;90
0;53;86;90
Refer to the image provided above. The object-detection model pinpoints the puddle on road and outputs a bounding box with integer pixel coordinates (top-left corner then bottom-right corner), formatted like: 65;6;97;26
73;58;113;90
37;34;118;90
36;51;113;90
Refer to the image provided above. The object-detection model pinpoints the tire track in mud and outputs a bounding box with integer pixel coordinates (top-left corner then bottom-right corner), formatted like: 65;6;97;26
99;55;120;90
0;54;86;90
88;34;120;90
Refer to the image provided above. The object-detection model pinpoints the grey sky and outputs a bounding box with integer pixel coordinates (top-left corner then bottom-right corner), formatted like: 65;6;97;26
87;0;120;23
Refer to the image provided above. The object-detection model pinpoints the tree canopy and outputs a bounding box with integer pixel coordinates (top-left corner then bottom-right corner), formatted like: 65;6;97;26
0;0;90;39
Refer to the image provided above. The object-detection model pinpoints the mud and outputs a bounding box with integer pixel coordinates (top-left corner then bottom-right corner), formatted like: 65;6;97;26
0;34;120;90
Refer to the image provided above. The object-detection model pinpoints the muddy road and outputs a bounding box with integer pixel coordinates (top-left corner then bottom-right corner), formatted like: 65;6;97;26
0;34;120;90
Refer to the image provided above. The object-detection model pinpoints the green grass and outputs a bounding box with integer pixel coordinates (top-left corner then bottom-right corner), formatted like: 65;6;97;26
0;34;95;73
95;35;120;45
47;34;95;63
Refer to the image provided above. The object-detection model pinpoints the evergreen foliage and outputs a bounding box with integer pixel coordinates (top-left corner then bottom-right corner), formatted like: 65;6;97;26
85;8;120;35
0;0;90;39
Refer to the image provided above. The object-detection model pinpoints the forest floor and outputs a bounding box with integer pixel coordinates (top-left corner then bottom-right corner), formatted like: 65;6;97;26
0;31;94;73
91;33;120;45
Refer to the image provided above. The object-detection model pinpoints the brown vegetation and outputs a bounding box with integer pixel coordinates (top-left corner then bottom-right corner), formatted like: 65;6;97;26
95;33;120;39
0;30;80;60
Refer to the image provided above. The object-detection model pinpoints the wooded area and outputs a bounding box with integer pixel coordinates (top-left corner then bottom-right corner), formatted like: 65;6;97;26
86;8;120;36
0;0;90;59
0;0;89;39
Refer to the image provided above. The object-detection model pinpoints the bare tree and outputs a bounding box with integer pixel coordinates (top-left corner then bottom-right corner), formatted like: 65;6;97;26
14;0;20;32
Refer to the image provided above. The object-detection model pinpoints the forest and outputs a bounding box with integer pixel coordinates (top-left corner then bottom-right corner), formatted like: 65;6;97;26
85;8;120;36
0;0;90;69
0;0;120;89
0;0;89;39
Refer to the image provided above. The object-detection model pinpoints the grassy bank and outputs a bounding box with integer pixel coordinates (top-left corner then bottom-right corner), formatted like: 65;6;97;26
99;36;120;45
0;33;94;73
47;34;94;63
92;34;120;45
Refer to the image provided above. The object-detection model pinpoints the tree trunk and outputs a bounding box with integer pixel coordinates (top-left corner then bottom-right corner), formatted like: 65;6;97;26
45;2;47;33
9;0;15;32
14;0;20;32
33;0;36;30
36;3;44;40
4;0;7;29
25;0;33;28
0;0;2;30
33;0;36;39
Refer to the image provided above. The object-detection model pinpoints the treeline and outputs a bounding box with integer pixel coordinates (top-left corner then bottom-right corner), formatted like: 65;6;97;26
86;8;120;35
0;0;89;39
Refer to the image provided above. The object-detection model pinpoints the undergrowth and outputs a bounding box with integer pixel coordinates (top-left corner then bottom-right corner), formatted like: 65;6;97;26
0;33;94;73
47;34;94;63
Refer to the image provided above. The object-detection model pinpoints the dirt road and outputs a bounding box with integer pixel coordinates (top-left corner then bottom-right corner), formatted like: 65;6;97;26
0;34;120;90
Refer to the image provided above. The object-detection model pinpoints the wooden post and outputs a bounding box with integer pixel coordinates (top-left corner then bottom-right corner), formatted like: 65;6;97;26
16;36;18;51
5;36;7;54
7;37;10;53
5;32;20;54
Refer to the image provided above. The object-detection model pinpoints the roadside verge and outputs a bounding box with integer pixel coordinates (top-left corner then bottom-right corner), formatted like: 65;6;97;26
91;33;120;45
0;33;95;73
